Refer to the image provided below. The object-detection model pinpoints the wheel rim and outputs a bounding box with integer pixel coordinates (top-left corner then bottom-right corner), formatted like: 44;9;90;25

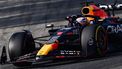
97;29;106;50
96;26;107;56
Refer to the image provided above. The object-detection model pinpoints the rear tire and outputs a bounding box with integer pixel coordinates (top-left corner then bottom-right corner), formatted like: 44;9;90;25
81;25;107;57
8;30;35;67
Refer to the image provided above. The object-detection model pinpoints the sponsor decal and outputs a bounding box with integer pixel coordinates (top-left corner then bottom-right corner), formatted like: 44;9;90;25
67;32;73;35
57;32;63;35
107;24;122;33
60;50;80;55
61;28;71;30
88;38;94;46
99;4;122;10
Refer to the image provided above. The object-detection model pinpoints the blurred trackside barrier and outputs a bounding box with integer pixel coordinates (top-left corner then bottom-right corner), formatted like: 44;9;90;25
0;0;82;27
0;0;121;28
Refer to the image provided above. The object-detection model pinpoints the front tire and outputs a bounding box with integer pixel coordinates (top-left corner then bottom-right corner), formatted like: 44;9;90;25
81;25;108;57
8;30;35;67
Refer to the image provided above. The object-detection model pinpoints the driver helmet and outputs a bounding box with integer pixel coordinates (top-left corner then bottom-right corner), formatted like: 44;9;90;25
76;17;87;25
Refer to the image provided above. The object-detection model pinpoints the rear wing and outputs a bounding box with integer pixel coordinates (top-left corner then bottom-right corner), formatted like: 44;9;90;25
99;4;122;10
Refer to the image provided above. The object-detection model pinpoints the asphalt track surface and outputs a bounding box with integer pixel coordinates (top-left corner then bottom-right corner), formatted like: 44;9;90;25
1;52;122;69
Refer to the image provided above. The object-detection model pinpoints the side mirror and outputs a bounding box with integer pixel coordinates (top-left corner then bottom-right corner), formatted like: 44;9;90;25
65;16;71;20
46;24;54;28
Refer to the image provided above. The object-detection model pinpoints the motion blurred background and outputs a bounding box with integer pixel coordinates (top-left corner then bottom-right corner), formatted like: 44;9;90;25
0;0;121;27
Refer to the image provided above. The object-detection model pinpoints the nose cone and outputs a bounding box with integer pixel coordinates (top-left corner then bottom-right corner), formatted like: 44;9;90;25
36;43;58;56
37;44;53;56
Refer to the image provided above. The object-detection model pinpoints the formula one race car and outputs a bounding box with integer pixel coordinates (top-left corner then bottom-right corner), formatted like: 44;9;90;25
7;0;122;67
